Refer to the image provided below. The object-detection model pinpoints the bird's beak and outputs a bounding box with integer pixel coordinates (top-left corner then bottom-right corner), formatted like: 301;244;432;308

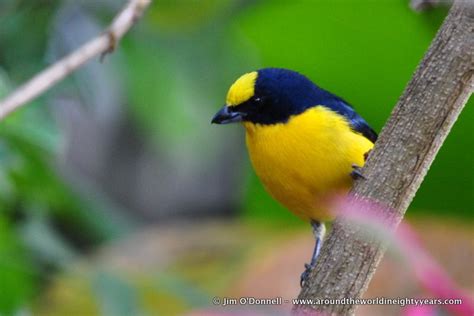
211;106;244;124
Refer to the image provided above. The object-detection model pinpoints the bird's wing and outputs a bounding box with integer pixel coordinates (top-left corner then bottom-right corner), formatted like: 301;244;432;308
324;97;378;143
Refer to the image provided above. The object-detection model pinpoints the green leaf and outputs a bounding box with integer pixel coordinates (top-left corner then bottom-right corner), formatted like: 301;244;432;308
0;216;36;315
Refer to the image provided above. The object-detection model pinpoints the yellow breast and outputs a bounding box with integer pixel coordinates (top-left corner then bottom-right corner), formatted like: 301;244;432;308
244;106;374;221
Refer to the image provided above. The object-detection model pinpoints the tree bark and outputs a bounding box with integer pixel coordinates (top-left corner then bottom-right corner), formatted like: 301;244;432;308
293;1;473;315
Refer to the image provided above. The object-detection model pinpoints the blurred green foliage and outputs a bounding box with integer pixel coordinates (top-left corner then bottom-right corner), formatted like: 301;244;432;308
0;217;35;314
0;74;125;315
0;0;472;315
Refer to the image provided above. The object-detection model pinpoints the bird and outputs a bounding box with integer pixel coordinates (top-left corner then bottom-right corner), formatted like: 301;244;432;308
211;68;377;286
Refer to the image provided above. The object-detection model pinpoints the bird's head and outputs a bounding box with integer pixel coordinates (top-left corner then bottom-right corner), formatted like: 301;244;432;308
212;68;326;126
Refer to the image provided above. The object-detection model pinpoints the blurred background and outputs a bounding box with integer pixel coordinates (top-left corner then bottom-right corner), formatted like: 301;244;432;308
0;0;472;315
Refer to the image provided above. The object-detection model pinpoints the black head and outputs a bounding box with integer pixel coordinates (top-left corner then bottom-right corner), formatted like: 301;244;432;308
212;68;335;125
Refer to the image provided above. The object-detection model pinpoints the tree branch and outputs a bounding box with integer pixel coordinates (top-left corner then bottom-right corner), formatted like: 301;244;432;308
410;0;451;12
0;0;152;120
294;1;473;315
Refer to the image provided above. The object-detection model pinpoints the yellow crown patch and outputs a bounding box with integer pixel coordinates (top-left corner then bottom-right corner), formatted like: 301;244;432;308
226;71;258;107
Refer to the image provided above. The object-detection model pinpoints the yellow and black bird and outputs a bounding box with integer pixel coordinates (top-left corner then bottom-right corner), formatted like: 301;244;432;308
211;68;377;286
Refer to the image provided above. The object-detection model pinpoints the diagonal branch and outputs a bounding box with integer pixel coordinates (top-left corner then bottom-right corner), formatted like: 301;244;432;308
294;1;473;315
0;0;152;120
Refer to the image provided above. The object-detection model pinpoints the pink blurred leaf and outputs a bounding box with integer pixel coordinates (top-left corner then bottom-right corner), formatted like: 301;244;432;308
332;196;474;316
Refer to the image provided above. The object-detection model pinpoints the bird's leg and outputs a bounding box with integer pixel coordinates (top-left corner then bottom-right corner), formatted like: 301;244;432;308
350;164;366;180
300;220;326;287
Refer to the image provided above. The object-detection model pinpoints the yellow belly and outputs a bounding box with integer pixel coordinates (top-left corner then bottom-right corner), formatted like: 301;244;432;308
244;106;374;221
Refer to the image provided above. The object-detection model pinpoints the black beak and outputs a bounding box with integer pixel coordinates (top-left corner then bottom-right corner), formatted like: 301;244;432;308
211;106;244;124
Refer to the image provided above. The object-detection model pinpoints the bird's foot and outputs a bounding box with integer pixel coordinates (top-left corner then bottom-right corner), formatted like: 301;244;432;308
364;150;372;162
300;263;315;287
350;164;366;180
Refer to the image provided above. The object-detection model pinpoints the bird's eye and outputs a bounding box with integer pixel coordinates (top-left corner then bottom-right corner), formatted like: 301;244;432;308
253;97;265;106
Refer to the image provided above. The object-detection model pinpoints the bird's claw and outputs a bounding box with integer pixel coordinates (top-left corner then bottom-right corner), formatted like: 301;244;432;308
350;164;366;180
364;150;371;161
300;263;315;288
